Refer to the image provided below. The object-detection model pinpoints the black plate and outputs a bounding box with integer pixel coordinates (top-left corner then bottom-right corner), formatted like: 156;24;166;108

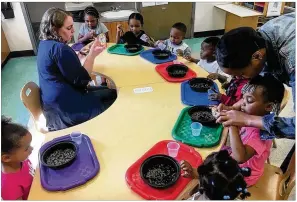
40;141;78;170
188;106;217;126
124;44;142;53
152;49;171;60
166;64;188;78
188;78;214;92
140;154;180;189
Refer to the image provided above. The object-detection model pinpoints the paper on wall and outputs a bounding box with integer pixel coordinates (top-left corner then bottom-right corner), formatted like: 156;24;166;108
155;2;168;5
142;2;156;7
266;2;282;17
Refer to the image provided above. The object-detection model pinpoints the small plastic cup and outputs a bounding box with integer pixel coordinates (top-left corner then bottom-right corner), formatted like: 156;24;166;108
70;131;82;145
167;142;180;158
191;122;203;137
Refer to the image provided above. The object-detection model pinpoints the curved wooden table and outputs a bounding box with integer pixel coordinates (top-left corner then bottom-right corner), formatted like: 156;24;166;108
28;44;228;200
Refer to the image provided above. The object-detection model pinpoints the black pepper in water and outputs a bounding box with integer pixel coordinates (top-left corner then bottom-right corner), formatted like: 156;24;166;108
145;164;177;186
46;148;75;166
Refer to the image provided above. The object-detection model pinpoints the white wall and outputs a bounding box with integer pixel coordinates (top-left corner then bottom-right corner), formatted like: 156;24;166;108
26;2;65;23
2;2;33;51
194;2;228;32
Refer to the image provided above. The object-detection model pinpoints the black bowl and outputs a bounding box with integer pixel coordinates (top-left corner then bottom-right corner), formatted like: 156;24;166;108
188;78;214;92
152;49;171;60
188;106;217;126
40;141;78;169
166;64;189;78
140;154;180;189
124;44;142;53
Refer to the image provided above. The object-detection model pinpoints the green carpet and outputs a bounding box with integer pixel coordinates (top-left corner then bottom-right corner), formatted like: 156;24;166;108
1;56;38;126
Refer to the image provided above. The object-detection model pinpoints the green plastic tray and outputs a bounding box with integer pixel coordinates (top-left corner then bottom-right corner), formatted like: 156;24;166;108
172;107;223;148
107;44;144;56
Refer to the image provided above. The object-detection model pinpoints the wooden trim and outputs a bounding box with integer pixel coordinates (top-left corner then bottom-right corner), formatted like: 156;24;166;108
1;50;35;69
1;27;10;64
193;29;225;38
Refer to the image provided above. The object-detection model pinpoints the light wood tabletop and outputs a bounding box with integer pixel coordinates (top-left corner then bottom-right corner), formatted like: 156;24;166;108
28;44;227;200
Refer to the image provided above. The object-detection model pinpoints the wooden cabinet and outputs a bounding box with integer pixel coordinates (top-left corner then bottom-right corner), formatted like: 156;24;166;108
103;21;129;43
1;27;10;63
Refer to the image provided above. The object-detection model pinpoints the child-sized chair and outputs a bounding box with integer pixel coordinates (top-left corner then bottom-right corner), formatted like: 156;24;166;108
20;82;48;134
247;151;295;200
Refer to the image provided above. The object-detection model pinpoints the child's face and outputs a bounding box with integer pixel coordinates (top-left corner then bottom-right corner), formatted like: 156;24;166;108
200;42;215;60
129;18;142;35
240;86;273;116
1;132;33;164
85;15;98;29
170;28;184;45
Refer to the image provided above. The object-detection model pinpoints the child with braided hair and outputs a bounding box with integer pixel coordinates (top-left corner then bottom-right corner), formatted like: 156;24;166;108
78;6;109;44
214;74;285;186
181;150;251;200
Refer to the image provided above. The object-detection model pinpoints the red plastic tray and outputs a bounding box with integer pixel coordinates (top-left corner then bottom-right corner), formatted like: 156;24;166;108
155;62;197;82
125;140;203;200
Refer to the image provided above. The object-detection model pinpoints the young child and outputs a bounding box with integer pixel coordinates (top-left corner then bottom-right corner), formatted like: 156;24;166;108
1;116;34;200
116;13;154;46
215;74;285;187
155;22;191;56
181;150;251;200
208;76;250;106
78;6;109;44
184;36;247;106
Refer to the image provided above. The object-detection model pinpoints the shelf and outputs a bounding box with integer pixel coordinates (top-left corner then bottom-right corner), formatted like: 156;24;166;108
255;2;265;8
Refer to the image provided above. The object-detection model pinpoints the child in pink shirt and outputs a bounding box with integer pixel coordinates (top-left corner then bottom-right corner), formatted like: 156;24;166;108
1;116;34;200
216;74;285;186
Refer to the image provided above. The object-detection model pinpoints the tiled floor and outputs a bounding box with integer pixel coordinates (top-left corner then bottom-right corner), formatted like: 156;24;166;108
1;37;295;198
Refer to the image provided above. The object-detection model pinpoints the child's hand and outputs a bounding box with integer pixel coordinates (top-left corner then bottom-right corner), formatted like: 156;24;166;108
117;24;123;33
217;103;233;112
207;73;220;80
176;49;184;56
208;92;222;101
180;160;198;179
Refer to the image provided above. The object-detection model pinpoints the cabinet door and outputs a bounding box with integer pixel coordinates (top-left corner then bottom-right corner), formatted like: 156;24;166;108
103;21;129;43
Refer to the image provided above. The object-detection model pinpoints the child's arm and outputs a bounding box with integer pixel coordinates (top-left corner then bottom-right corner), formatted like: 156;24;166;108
229;126;256;163
180;160;199;179
207;73;228;83
116;24;123;44
184;55;199;63
105;32;110;43
77;31;95;43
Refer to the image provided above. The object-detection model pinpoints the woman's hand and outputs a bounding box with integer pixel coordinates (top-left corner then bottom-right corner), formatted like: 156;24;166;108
180;160;198;179
89;38;105;58
216;110;250;127
216;103;233;112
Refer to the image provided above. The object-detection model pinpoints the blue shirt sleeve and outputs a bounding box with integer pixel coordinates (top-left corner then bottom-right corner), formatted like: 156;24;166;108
55;44;91;88
261;72;296;140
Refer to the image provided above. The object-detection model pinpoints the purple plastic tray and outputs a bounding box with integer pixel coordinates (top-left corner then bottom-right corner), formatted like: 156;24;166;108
39;134;100;191
71;42;85;51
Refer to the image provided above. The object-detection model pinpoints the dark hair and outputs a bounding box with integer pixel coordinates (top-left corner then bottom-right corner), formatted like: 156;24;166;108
242;74;285;114
1;116;29;154
216;27;266;69
197;150;251;200
203;36;220;48
39;7;72;42
128;13;144;25
84;6;100;19
172;22;187;34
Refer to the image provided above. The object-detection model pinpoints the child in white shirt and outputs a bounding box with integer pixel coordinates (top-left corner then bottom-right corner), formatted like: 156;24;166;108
155;22;191;56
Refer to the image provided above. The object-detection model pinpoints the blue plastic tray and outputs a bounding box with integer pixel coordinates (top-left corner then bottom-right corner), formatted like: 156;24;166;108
140;49;177;64
181;80;220;106
39;134;100;191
